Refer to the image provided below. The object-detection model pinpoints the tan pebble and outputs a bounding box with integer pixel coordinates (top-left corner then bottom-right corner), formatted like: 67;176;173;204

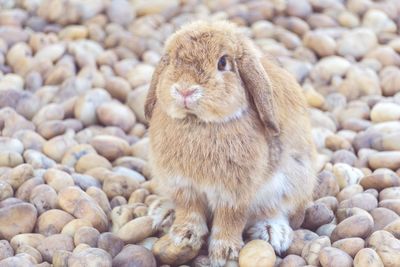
104;76;131;102
58;186;108;232
319;247;353;267
360;173;400;190
37;120;67;139
362;9;397;34
34;43;65;63
371;102;400;122
380;66;400;96
152;234;200;265
96;101;136;132
332;237;365;258
379;187;400;201
75;153;112;173
59;25;88;40
303;32;336;57
116;216;154;244
29;184;58;214
367;230;400;267
371;207;399;231
338;192;378;211
113;244;156;267
337;28;377;58
90;135;130;162
368;152;400;170
331;214;373;242
86;186;111;217
354;248;384;267
36;209;74;236
0;203;37;241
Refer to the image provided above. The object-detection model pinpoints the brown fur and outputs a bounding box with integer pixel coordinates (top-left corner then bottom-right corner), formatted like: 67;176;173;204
146;21;317;266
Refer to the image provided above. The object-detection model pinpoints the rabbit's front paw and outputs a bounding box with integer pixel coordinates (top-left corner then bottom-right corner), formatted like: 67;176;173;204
209;238;243;267
248;217;293;255
169;221;208;250
148;197;175;230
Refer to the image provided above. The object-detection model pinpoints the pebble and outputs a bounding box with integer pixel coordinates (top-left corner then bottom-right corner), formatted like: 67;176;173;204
96;101;136;132
337;28;377;58
319;247;353;267
113;245;156;267
371;102;400;122
0;203;37;240
362;9;397;34
58;186;108;232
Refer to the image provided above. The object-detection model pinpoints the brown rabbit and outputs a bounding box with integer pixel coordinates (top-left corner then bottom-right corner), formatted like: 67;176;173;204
145;20;317;266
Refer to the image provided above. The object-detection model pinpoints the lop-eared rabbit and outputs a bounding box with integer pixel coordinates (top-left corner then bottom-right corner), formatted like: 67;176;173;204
145;21;317;266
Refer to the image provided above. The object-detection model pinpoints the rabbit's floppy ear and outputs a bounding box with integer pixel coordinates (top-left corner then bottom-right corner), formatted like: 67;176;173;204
237;38;280;136
144;54;169;121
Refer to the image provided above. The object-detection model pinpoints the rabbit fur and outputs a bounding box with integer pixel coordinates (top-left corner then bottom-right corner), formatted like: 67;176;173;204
145;20;317;267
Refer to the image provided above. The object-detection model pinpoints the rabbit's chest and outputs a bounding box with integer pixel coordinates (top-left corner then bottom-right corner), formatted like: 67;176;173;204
150;116;268;187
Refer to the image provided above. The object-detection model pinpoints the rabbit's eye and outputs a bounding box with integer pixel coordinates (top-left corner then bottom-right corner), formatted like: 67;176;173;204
217;55;227;71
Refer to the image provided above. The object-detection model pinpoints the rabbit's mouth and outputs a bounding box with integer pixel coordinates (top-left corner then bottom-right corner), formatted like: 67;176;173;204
170;83;203;110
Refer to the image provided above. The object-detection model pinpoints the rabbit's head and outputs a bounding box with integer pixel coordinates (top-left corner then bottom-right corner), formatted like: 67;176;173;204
145;21;280;135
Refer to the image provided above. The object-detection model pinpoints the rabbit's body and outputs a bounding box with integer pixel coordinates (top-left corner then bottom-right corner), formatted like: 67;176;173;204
146;21;316;266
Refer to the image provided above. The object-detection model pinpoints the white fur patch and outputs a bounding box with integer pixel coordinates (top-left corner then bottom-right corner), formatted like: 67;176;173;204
202;185;235;211
248;214;293;255
219;107;247;123
251;171;293;214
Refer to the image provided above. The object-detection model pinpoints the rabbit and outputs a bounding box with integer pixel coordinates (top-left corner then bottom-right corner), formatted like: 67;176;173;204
145;20;317;267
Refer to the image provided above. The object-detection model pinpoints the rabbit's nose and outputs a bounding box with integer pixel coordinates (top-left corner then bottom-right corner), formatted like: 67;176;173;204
179;88;196;98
